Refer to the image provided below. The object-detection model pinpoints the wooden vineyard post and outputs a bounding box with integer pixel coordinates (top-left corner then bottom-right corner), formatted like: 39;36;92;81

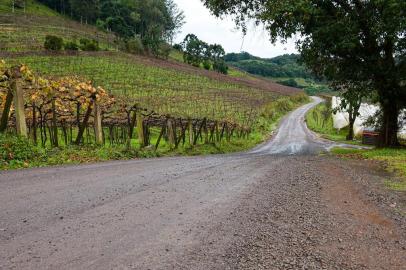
0;90;13;133
94;101;103;145
75;95;95;144
136;109;145;148
188;119;193;147
51;98;59;147
11;67;27;137
167;117;175;148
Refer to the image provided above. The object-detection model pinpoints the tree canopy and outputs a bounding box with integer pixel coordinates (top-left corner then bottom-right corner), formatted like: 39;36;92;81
181;34;228;74
225;52;314;79
37;0;185;43
203;0;406;146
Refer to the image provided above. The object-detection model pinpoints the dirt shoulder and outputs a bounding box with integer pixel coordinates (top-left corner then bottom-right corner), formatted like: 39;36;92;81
169;156;406;270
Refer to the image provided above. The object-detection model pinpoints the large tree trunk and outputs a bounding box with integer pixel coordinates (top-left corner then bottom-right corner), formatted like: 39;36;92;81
379;102;399;147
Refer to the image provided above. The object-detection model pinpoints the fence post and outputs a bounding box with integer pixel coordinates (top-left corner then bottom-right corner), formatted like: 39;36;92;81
94;101;103;144
167;117;175;148
188;119;193;147
51;98;59;147
0;91;13;133
11;67;27;137
136;109;145;148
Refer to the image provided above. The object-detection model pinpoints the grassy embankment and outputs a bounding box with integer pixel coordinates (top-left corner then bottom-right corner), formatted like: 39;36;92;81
306;102;406;192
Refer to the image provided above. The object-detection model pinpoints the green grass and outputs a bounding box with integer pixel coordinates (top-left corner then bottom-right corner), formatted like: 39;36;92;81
331;147;406;192
306;103;362;144
0;0;116;52
0;0;59;16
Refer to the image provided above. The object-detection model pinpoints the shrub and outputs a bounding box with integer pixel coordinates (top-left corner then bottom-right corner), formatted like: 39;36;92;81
278;78;299;88
156;43;172;59
203;60;212;70
173;43;183;51
213;60;228;74
64;41;79;51
0;133;41;166
79;38;99;51
44;35;64;51
124;38;144;55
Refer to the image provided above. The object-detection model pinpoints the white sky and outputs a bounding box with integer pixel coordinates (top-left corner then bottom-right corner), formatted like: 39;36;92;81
173;0;298;58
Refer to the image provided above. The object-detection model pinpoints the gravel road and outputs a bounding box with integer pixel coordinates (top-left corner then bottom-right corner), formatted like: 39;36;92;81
0;97;405;269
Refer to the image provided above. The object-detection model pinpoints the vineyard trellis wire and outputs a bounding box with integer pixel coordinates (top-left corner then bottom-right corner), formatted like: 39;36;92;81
0;61;252;150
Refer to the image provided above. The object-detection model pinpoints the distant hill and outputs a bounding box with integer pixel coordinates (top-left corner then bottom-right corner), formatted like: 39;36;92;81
225;52;334;95
224;52;313;79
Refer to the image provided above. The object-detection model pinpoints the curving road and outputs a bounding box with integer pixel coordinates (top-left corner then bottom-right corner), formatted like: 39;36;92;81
0;97;404;270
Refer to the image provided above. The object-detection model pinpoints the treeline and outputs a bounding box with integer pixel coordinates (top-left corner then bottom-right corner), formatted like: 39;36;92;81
35;0;185;55
177;34;228;74
225;52;313;79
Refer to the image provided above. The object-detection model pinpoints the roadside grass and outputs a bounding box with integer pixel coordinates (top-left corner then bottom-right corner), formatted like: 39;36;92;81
307;103;406;192
306;103;362;145
331;147;406;192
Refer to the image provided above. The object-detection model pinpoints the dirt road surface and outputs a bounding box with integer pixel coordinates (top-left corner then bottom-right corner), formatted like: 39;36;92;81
1;97;405;269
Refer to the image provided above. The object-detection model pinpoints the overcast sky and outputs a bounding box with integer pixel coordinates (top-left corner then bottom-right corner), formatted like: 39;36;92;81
173;0;298;58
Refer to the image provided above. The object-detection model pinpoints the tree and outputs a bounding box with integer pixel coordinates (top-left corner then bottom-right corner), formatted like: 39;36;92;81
182;34;204;67
333;81;369;140
164;0;185;44
203;0;406;147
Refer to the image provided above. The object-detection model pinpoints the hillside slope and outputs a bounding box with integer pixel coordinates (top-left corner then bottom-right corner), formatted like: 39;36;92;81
0;0;116;52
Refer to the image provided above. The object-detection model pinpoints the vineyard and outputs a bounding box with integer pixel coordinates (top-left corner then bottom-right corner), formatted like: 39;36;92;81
0;0;308;168
0;57;305;147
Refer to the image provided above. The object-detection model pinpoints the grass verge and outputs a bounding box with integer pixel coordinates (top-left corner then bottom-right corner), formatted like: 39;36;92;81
331;147;406;192
307;102;406;192
306;102;362;145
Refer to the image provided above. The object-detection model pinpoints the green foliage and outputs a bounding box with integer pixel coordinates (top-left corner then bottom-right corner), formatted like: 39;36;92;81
204;0;406;146
64;41;79;51
157;43;172;59
44;35;63;51
0;133;41;168
172;43;183;51
182;34;228;72
203;59;212;70
306;103;360;143
226;52;314;79
278;78;299;88
79;38;99;51
304;85;331;95
213;60;228;74
35;0;185;54
124;38;145;55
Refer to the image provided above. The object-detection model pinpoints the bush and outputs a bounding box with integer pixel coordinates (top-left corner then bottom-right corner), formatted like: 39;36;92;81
278;78;299;88
124;38;144;55
64;41;79;51
203;60;212;70
44;35;64;51
213;60;228;74
0;133;41;166
79;38;99;51
173;43;183;51
155;43;172;59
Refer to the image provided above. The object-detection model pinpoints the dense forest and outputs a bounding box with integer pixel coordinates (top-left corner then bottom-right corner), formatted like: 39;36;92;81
33;0;185;51
225;52;313;79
